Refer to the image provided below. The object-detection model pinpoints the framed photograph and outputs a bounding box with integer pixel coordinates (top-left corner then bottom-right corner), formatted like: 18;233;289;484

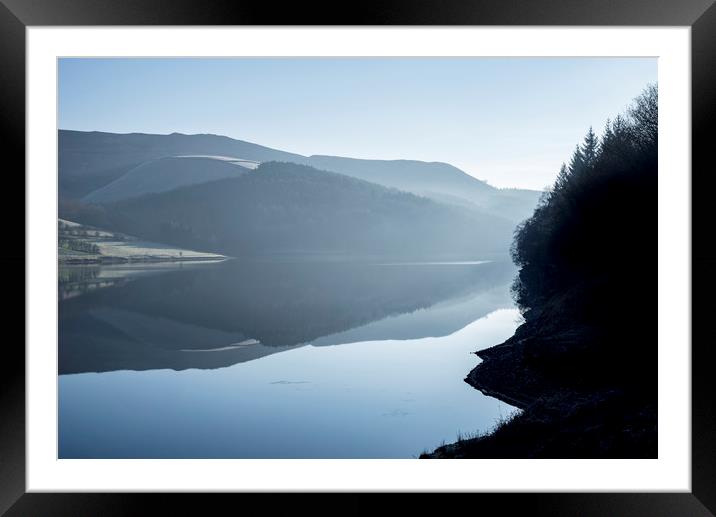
5;0;714;514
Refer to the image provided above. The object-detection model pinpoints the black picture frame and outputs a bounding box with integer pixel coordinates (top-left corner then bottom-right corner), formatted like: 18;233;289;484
3;0;714;514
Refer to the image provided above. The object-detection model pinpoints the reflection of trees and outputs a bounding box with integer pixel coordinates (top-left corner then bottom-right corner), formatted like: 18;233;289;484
58;266;100;285
59;238;100;255
58;266;126;300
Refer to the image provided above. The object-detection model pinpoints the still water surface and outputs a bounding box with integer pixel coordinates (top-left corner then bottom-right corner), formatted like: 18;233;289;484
58;259;520;458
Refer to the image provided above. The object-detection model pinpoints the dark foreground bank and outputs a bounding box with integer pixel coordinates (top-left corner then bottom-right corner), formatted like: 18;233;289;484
421;305;657;458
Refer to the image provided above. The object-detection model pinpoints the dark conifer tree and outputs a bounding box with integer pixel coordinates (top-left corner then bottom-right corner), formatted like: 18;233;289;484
509;83;657;392
568;144;585;175
581;126;599;169
554;163;569;192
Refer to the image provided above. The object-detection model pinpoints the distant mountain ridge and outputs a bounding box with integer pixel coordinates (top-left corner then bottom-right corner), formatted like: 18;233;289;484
305;155;490;199
60;129;541;223
59;130;304;199
305;155;541;223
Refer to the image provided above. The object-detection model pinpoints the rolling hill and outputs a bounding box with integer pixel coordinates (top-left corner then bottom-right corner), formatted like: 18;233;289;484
91;161;515;259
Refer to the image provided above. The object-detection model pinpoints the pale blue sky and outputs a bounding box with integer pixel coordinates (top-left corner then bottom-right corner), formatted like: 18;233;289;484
59;57;656;190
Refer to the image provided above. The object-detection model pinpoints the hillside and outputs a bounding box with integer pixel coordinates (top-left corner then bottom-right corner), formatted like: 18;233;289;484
60;129;541;223
59;130;303;199
305;155;540;223
74;161;515;259
306;155;491;198
83;155;256;203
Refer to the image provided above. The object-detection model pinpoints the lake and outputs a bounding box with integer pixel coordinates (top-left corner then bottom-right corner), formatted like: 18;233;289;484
58;258;521;458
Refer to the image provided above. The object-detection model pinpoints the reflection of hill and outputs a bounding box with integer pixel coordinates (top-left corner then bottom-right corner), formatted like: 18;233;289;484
311;283;514;347
59;259;515;374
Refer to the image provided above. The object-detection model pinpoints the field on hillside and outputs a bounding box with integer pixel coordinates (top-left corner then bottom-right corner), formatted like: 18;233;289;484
58;218;225;264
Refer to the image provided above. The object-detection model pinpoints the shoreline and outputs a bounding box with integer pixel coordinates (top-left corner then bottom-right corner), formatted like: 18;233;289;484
58;255;227;265
421;315;657;459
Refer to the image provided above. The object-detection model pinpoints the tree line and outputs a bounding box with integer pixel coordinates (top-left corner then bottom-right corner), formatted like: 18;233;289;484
510;83;658;319
59;238;100;255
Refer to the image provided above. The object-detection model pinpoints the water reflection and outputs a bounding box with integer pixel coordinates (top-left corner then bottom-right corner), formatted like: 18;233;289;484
59;259;516;374
59;259;521;458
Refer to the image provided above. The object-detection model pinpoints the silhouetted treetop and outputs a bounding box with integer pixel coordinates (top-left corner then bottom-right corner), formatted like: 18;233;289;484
581;126;599;169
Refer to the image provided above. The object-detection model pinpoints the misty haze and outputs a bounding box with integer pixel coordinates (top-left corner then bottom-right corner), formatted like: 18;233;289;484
58;57;657;459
